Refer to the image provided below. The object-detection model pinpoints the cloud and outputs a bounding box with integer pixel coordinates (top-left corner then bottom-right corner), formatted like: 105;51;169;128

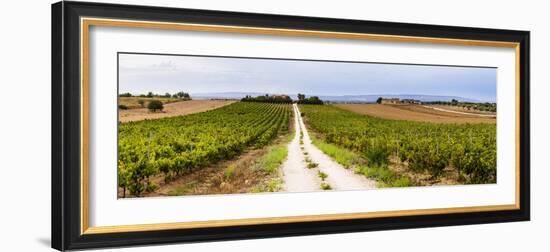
118;53;496;101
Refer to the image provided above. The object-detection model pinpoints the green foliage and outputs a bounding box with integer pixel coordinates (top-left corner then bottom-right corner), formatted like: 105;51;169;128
317;171;328;181
126;91;191;100
376;97;383;104
358;165;393;183
311;136;359;168
174;91;191;99
320;183;332;190
386;176;412;187
256;144;288;174
251;178;283;193
307;162;319;169
147;100;164;112
407;138;447;176
425;100;497;113
451;142;496;184
297;95;324;105
299;104;496;183
241;94;292;104
118;104;129;110
310;133;413;187
223;165;236;180
364;143;390;167
118;102;291;197
166;181;198;196
117;160;130;197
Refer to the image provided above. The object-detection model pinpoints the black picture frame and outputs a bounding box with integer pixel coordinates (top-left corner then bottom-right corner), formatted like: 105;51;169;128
52;1;530;251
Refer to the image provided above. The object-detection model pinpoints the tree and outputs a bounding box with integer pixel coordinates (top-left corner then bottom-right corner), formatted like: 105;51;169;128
308;96;322;104
296;94;323;105
164;92;171;98
146;92;154;98
376;97;383;104
174;91;191;100
119;92;132;97
147;100;164;112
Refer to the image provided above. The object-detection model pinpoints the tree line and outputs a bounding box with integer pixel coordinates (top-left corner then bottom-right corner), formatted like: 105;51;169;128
424;99;497;112
241;93;324;104
241;94;293;104
119;91;191;99
296;93;323;105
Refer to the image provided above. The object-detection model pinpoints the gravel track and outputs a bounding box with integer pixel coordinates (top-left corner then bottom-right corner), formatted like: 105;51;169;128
281;104;376;192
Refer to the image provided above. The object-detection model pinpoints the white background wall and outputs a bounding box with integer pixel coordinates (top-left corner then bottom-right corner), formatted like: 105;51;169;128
0;0;547;251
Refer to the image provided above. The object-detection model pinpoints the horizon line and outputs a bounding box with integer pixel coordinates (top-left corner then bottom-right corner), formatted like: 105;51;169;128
120;91;494;102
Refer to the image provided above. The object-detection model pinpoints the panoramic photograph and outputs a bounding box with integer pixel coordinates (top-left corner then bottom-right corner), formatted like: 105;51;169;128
117;53;497;198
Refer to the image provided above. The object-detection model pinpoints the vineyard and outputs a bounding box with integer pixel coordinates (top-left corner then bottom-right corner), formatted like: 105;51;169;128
118;102;291;197
299;105;496;185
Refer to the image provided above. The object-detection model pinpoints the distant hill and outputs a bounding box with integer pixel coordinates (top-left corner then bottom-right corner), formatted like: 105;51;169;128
192;92;267;100
191;92;486;103
317;94;483;103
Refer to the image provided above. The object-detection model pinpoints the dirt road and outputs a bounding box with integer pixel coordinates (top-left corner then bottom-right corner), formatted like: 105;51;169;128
281;104;376;192
281;105;322;192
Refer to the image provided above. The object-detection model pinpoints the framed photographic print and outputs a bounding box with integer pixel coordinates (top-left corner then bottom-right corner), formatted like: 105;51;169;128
51;1;530;251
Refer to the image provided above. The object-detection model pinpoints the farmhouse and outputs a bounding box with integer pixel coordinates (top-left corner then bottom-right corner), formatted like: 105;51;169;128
401;99;422;104
380;98;400;104
272;94;291;100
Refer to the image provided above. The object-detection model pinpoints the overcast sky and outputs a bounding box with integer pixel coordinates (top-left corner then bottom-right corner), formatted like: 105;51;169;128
119;53;497;102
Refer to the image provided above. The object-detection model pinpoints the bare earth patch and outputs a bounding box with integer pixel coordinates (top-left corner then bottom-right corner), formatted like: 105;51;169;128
119;97;181;109
336;104;495;124
118;100;236;122
143;147;274;197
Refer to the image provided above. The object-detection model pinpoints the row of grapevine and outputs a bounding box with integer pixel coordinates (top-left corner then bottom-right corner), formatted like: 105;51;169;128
299;105;496;184
118;102;291;197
